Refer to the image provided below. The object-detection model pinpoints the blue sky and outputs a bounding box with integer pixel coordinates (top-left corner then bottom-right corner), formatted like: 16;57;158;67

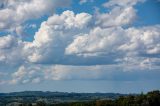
0;0;160;93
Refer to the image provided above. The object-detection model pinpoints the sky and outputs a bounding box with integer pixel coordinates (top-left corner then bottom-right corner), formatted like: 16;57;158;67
0;0;160;93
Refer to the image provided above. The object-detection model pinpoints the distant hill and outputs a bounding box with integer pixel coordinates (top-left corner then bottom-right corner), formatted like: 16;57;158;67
0;91;127;105
0;91;127;98
1;91;159;106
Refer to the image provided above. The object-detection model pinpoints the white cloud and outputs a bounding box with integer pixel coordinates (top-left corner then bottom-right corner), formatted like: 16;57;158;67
24;10;92;63
0;0;71;32
0;1;159;68
65;27;126;56
66;25;160;58
10;66;27;84
0;0;160;85
6;63;160;84
0;35;24;66
96;6;136;27
44;65;102;80
9;65;43;84
0;35;16;49
95;0;146;28
119;25;160;55
1;0;155;67
1;8;159;67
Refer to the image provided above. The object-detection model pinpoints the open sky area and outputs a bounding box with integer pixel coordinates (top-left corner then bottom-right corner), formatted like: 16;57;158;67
0;0;160;93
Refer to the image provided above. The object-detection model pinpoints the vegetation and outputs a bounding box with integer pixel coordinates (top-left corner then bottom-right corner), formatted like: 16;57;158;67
0;90;159;106
50;90;160;106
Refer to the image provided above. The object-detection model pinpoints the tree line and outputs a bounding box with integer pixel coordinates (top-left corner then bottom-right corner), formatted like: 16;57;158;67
11;90;160;106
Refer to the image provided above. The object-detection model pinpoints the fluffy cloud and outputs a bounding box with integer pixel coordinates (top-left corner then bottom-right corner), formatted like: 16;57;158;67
24;10;92;63
66;25;160;59
44;65;101;80
45;64;160;81
0;0;160;85
94;0;147;29
0;35;16;49
10;65;43;84
95;6;136;27
65;27;126;56
0;35;24;66
7;63;160;84
1;10;159;67
120;25;160;56
65;24;160;67
95;0;145;27
10;66;27;84
0;0;71;31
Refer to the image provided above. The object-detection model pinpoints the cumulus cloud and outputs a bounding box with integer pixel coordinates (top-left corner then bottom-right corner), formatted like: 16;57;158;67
120;25;160;56
95;6;136;27
0;35;16;49
10;66;27;84
23;10;92;63
95;0;145;27
44;65;102;80
0;0;160;85
0;35;24;66
10;65;43;84
0;0;71;32
66;25;160;58
65;27;126;56
6;63;160;85
0;9;159;67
